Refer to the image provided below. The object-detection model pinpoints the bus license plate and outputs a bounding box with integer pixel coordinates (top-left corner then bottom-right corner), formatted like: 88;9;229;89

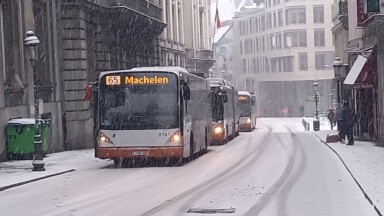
132;151;149;156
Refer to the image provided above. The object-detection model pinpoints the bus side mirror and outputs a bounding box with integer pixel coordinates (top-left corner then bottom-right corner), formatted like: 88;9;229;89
183;85;191;101
251;100;255;106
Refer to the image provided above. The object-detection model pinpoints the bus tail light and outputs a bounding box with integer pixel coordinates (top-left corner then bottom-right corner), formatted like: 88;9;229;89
166;131;182;146
246;118;251;123
99;132;114;144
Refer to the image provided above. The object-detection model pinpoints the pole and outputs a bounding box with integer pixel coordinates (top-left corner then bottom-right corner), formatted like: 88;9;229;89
31;58;45;171
337;79;341;103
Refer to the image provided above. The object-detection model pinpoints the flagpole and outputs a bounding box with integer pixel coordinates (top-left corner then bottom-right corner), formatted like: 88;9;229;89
211;0;219;78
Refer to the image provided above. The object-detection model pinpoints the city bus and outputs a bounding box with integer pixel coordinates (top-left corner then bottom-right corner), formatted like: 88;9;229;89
85;67;212;164
238;91;257;131
207;78;240;145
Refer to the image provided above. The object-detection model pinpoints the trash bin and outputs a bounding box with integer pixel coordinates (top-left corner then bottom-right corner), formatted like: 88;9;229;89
6;118;50;160
313;119;320;131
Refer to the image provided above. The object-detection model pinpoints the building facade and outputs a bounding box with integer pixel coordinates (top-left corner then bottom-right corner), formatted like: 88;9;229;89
233;1;336;117
156;0;214;77
183;0;214;78
0;0;165;161
331;0;384;142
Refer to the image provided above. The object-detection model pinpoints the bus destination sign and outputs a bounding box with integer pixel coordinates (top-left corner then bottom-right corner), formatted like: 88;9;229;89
238;96;248;101
105;75;169;86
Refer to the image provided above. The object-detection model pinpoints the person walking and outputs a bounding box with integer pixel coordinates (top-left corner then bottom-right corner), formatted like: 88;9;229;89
340;101;355;145
335;103;343;132
327;109;336;130
299;105;304;117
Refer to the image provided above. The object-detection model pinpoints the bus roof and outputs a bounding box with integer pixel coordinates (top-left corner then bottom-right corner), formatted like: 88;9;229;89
207;78;233;87
99;66;190;77
238;91;252;96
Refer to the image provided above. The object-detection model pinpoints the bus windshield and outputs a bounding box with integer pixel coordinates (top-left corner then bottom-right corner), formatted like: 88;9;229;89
238;95;251;117
99;72;179;130
211;92;224;121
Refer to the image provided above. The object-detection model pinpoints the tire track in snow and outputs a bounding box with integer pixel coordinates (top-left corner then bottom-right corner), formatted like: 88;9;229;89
276;128;308;216
141;126;273;216
40;126;270;216
245;126;298;216
175;125;275;212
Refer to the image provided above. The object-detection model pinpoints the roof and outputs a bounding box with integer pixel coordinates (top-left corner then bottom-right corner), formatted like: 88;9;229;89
100;67;190;77
238;91;252;96
214;25;231;43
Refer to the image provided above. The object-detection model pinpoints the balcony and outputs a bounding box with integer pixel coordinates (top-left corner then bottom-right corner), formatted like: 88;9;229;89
87;0;162;20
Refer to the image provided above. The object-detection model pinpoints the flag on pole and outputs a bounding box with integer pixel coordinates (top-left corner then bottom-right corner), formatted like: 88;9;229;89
215;8;221;29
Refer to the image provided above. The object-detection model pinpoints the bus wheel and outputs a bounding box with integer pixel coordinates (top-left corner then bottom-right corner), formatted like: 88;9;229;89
203;128;208;154
113;158;124;168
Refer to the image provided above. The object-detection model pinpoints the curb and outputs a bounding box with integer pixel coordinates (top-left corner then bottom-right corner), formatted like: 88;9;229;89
0;169;76;192
313;133;383;216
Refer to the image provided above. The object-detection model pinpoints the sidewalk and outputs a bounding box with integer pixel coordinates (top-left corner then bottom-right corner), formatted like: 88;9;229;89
0;149;111;191
313;129;384;214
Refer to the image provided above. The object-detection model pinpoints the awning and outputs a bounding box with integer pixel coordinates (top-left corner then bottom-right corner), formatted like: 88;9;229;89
343;55;368;85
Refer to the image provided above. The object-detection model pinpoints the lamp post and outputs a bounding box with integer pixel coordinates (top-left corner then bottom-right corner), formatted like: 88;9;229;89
24;31;45;171
333;57;342;104
313;81;320;131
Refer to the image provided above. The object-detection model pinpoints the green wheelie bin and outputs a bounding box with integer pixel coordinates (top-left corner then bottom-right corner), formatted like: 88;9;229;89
6;118;50;160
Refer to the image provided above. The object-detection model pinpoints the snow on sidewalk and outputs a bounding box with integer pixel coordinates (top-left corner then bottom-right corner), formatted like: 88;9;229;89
314;130;384;213
0;149;111;190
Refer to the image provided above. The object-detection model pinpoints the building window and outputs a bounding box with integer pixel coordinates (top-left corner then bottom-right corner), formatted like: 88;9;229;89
262;37;265;51
256;37;259;52
250;40;254;53
284;30;307;47
298;52;308;71
261;15;266;31
255;17;259;32
249;19;253;34
276;32;282;49
267;13;272;29
240;41;243;55
314;28;325;47
270;34;275;50
273;13;276;28
315;51;335;70
285;7;306;25
313;5;324;23
278;10;284;26
242;59;247;74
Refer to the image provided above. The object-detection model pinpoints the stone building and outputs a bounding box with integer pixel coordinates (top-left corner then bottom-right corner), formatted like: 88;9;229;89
331;0;383;141
0;0;165;161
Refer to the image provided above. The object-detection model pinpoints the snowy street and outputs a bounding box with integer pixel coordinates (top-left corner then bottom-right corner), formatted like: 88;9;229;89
0;119;379;216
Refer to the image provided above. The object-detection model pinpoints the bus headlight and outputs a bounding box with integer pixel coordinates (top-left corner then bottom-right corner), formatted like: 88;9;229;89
166;131;182;146
170;133;180;142
247;118;251;123
214;126;223;134
99;132;113;144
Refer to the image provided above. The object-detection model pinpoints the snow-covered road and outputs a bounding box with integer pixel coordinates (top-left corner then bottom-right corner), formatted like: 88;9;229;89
0;119;378;216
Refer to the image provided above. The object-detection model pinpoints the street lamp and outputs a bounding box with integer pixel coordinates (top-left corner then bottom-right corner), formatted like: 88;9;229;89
333;57;342;104
313;81;320;131
24;31;45;171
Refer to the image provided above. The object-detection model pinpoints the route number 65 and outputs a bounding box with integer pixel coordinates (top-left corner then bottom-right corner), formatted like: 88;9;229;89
106;76;121;85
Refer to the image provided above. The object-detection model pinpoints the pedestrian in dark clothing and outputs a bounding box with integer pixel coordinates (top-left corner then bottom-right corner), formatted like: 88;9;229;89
335;103;343;132
327;109;336;130
288;106;293;117
340;102;355;145
299;105;304;117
